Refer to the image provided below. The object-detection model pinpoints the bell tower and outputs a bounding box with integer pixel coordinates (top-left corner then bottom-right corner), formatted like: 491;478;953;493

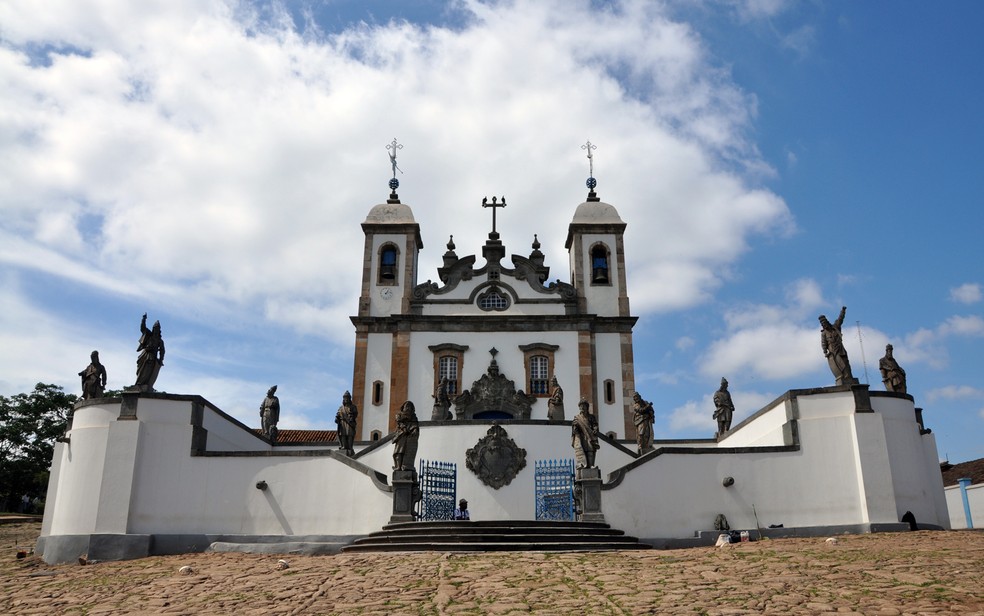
352;140;423;439
565;141;629;318
564;141;636;438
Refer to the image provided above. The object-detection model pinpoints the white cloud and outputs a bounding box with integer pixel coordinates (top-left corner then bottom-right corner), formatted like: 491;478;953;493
939;315;984;337
926;385;984;403
904;315;984;369
666;388;776;434
668;397;713;432
675;336;695;351
950;283;982;304
0;0;792;345
702;278;823;380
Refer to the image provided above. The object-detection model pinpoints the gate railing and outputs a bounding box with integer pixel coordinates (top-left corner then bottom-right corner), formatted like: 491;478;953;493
418;459;456;521
535;458;575;521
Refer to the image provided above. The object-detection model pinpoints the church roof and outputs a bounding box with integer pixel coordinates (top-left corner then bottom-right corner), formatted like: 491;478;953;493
254;429;337;444
571;199;623;224
365;202;416;224
940;457;984;486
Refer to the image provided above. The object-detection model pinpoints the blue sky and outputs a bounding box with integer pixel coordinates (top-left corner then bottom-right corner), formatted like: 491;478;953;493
1;0;981;462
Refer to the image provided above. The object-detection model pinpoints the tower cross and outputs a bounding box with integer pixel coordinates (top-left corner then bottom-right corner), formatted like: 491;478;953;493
387;138;403;178
481;196;507;234
581;140;597;177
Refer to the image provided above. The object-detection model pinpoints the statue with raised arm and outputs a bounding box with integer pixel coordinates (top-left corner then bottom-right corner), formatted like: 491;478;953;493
392;401;420;471
133;313;165;392
632;392;655;453
879;344;907;394
547;376;565;421
713;378;735;438
260;386;280;442
819;306;857;386
571;397;600;469
79;350;108;400
335;391;358;456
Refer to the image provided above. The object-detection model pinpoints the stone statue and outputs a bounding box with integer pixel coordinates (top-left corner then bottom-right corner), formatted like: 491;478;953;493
547;376;565;421
260;386;280;442
392;401;420;471
335;391;358;456
819;306;857;385
879;344;907;394
632;392;655;454
571;397;599;469
79;350;107;400
133;313;165;392
713;378;735;437
432;377;452;420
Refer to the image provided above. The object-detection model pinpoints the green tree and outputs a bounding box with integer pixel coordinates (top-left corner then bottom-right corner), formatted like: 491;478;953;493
0;383;76;511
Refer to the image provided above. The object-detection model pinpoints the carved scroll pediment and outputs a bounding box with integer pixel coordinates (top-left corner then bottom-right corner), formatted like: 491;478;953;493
413;256;478;299
453;360;535;420
465;423;527;489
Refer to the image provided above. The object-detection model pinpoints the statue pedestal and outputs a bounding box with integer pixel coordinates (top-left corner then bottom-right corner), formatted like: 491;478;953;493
575;467;605;523
390;469;419;524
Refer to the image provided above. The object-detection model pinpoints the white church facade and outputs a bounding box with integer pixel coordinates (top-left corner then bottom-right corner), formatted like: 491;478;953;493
35;178;951;563
352;186;636;440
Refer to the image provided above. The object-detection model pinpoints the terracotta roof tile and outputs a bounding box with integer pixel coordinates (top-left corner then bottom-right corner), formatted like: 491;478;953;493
253;429;337;444
940;457;984;487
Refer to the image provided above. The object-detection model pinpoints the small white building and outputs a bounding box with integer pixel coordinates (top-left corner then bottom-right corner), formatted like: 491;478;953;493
36;182;951;563
941;459;983;529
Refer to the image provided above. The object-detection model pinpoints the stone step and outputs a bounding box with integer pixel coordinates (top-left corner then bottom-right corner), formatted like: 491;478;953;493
341;520;652;553
370;525;629;537
342;541;651;553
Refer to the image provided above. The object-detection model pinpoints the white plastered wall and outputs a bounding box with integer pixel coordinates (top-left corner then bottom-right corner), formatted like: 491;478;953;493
593;331;626;436
42;387;949;544
578;233;621;317
362;333;394;437
368;233;412;318
945;483;982;529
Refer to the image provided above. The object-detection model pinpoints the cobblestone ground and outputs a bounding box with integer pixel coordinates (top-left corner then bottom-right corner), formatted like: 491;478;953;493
2;523;983;615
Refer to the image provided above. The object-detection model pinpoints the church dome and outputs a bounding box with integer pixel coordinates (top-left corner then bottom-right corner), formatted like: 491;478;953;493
571;200;623;224
365;202;416;224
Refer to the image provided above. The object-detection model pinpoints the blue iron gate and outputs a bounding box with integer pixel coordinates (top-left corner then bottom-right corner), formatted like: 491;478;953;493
418;459;457;521
535;459;575;521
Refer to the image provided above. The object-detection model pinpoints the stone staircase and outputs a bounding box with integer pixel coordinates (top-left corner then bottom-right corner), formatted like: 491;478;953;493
341;520;652;553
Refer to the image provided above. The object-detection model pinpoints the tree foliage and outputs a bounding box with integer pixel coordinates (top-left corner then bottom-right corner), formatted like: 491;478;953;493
0;383;76;509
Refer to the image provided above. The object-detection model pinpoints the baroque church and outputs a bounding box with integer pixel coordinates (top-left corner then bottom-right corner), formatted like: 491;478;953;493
352;174;636;441
34;147;951;563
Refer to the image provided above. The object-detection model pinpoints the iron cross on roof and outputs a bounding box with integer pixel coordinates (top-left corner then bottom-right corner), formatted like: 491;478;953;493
481;196;507;236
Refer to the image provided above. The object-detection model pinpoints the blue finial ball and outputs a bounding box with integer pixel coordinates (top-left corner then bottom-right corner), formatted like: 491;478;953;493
389;178;400;191
586;177;597;190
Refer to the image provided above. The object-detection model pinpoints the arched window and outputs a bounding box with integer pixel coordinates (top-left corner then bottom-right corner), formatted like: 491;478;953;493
430;344;468;398
520;343;559;398
591;243;610;285
477;287;510;311
529;355;550;395
370;430;382;441
372;380;384;406
439;356;459;395
604;379;616;405
378;244;399;284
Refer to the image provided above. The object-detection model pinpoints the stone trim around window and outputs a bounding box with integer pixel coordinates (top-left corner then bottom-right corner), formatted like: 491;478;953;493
377;242;400;286
519;342;560;397
429;343;469;397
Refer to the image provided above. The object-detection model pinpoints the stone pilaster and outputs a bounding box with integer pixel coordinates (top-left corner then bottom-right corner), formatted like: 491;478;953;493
575;467;605;523
390;469;419;524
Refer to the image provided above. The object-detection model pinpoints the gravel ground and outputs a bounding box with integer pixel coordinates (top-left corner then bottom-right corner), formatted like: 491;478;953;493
3;522;983;615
